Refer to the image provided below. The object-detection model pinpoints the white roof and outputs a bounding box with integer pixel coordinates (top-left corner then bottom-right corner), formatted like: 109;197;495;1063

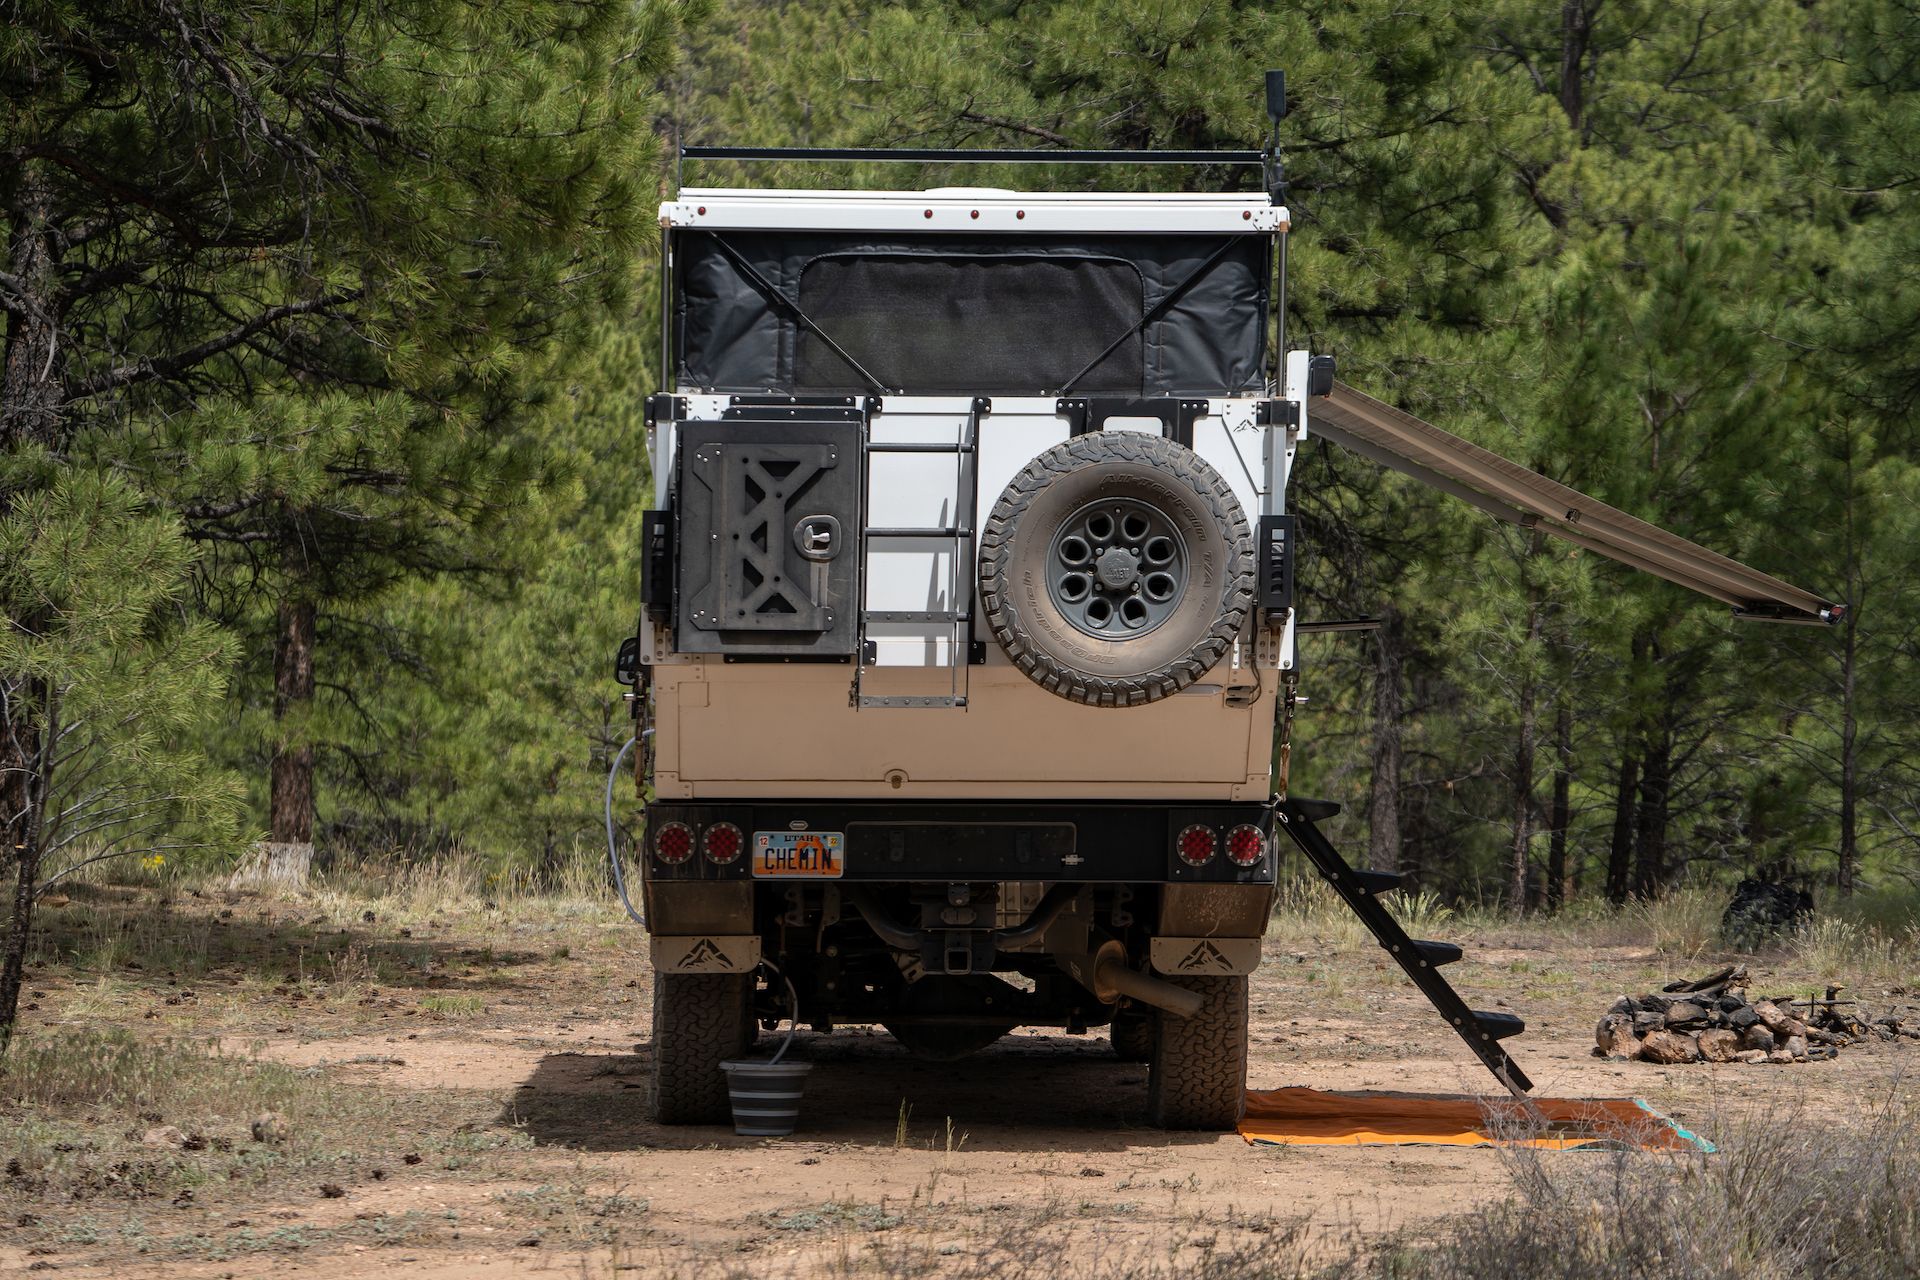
661;187;1288;234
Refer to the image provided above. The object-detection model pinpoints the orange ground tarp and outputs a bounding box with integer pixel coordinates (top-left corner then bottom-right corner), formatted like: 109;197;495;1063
1238;1087;1713;1152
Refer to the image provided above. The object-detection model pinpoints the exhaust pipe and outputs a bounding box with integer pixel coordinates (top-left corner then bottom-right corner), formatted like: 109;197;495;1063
1060;940;1205;1020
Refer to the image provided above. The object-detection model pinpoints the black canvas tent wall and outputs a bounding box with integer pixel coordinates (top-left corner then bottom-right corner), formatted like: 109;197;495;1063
673;231;1270;396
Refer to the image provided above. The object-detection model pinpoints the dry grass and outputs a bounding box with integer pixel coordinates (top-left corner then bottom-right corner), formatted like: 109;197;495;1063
1319;1093;1920;1280
0;1029;395;1216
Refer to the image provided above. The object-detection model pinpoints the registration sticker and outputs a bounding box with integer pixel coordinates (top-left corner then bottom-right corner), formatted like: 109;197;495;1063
752;831;845;878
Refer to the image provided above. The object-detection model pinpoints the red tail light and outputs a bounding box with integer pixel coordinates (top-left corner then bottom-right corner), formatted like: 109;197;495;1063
1176;824;1217;867
1226;824;1266;867
655;821;694;864
703;822;744;865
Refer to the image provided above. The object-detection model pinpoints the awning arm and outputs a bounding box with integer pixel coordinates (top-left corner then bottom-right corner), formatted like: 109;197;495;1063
1311;382;1843;627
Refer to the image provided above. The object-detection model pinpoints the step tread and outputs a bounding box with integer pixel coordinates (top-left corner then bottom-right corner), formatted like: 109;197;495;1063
1353;869;1403;895
1287;796;1343;822
1472;1010;1526;1041
1410;939;1464;967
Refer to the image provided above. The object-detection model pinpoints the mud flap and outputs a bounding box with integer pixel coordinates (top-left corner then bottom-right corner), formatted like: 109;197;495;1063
1150;936;1261;976
650;935;762;974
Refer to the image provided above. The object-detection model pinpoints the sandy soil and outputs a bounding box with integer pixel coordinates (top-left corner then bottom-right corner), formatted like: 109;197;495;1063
4;900;1915;1278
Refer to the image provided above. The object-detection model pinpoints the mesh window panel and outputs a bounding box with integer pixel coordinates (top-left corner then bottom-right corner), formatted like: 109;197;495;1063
795;254;1144;392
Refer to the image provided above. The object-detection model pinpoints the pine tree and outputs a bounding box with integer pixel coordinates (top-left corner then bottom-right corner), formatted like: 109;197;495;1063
1;0;692;1039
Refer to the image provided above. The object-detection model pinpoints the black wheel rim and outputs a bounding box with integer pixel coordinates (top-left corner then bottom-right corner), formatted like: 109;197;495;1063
1047;496;1188;640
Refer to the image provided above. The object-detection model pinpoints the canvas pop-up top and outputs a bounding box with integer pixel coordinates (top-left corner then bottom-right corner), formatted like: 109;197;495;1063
610;73;1842;1130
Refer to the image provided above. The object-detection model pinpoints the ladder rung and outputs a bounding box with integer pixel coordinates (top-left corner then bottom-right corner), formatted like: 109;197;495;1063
1410;939;1463;967
858;695;968;708
867;527;973;539
864;611;971;623
867;442;976;454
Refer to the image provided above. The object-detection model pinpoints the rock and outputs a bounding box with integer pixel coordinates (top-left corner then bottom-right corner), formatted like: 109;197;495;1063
1735;1050;1769;1064
1716;996;1745;1013
251;1112;290;1145
1632;1010;1667;1032
1752;1000;1794;1034
1783;1034;1809;1060
1728;1005;1760;1030
1595;1013;1641;1059
1666;1001;1709;1028
1638;1030;1702;1064
1782;1017;1809;1038
1743;1025;1776;1053
1697;1029;1743;1062
1766;1049;1795;1064
1639;995;1674;1015
1607;996;1633;1017
141;1125;187;1149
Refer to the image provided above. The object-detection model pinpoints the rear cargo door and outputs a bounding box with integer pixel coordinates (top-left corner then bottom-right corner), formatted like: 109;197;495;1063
1310;382;1839;625
675;418;862;656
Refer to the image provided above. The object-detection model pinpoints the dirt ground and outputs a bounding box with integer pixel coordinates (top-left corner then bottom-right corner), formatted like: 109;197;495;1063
2;884;1914;1278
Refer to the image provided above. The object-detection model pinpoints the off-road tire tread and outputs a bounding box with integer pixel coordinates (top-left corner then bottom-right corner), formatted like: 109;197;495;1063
650;972;751;1125
1146;975;1248;1130
979;434;1254;707
1111;1007;1154;1062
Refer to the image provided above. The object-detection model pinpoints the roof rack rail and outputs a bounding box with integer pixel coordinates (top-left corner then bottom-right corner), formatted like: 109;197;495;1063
680;145;1264;166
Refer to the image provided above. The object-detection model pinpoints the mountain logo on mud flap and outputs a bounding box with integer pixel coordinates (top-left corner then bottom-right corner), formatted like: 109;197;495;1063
1176;940;1234;973
676;938;731;970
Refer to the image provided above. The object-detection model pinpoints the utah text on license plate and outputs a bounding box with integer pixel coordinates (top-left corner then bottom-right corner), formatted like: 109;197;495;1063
752;831;844;878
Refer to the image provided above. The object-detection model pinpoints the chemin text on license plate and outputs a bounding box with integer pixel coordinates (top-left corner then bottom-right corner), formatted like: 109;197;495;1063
752;831;844;878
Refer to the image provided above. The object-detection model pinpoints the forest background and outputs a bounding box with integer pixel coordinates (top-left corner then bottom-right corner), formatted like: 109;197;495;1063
7;0;1920;984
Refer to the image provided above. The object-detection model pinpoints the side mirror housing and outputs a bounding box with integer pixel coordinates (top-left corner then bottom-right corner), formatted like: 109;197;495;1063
1307;354;1336;398
614;635;641;687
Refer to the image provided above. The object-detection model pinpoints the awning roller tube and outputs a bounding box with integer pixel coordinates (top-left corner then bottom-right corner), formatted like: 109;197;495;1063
1312;382;1840;625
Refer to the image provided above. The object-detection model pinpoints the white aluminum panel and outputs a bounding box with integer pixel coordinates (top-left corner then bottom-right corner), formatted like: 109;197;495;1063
663;188;1288;235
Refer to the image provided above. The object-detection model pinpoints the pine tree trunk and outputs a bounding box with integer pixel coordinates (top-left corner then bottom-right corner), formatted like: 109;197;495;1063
1838;609;1858;897
1366;607;1404;874
0;686;55;1053
1606;750;1638;905
1558;1;1593;135
1;162;66;1050
1546;701;1573;913
1632;729;1671;899
1509;695;1537;914
265;596;317;887
1508;590;1543;914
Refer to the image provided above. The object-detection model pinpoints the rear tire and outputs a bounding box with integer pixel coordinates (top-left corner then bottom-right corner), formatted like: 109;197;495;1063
1146;975;1248;1130
649;972;752;1125
1111;1006;1153;1062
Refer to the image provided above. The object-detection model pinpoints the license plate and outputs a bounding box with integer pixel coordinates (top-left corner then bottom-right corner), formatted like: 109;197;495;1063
752;831;845;878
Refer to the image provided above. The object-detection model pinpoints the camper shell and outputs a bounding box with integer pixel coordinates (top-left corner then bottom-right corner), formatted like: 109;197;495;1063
620;133;1840;1131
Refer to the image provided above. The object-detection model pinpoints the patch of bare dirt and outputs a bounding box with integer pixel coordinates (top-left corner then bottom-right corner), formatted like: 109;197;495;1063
5;891;1915;1278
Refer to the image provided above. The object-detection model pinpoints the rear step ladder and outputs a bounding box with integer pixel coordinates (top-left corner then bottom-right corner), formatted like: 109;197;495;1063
854;399;983;709
1277;797;1533;1097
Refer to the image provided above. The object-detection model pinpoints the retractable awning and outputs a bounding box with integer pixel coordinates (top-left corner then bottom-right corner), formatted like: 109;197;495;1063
1311;382;1841;625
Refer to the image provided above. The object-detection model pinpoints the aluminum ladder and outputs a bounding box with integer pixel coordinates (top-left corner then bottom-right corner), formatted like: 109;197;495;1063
853;399;983;709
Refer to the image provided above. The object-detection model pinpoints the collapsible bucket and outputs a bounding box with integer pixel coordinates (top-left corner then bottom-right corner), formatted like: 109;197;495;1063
720;1059;813;1137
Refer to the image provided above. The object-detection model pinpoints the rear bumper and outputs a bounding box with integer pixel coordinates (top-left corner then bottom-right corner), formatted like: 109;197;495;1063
641;798;1277;885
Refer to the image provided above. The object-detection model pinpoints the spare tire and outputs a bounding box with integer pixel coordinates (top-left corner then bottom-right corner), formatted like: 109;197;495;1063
980;433;1254;707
